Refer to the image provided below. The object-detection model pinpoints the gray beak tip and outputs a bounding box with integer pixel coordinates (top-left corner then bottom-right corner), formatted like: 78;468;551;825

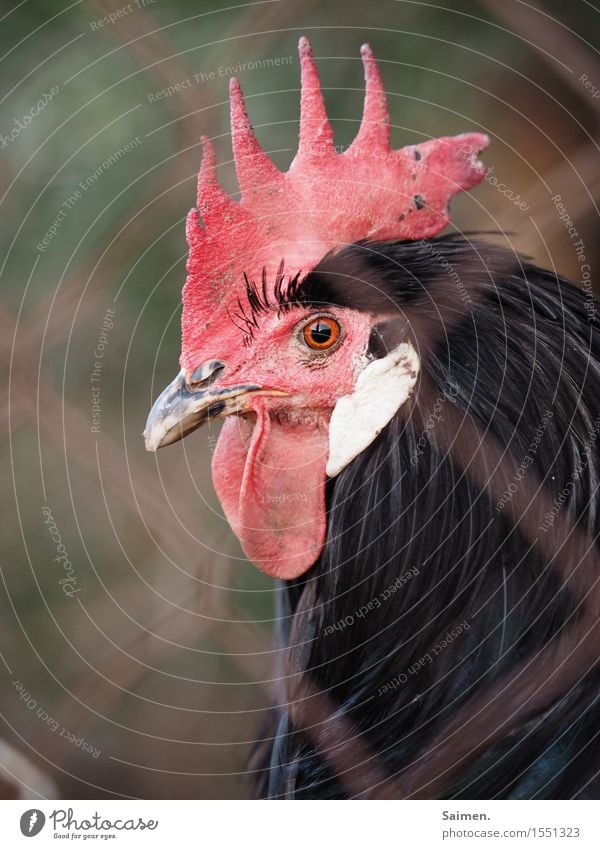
143;431;158;452
143;366;266;452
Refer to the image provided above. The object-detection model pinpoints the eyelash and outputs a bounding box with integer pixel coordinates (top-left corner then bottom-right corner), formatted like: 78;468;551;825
227;267;344;354
228;265;305;344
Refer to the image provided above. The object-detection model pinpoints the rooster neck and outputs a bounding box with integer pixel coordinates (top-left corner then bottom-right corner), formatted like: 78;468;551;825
250;236;600;800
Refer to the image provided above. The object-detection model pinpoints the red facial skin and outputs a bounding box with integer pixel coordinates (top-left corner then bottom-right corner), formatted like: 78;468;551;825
201;306;376;578
172;38;488;578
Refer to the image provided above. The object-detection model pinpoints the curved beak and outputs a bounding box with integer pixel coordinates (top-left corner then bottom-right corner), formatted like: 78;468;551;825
143;369;261;451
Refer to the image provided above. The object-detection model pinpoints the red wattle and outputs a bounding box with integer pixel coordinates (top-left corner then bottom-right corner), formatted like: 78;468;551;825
212;403;329;578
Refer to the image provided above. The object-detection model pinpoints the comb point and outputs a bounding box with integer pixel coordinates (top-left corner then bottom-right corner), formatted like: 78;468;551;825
351;40;390;150
298;35;312;55
181;38;489;369
229;73;281;197
297;35;334;156
197;135;217;195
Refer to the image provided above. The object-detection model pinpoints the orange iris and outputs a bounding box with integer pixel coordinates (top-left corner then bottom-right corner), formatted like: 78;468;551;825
302;317;341;350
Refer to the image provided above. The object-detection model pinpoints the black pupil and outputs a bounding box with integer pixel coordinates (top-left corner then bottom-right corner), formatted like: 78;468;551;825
310;321;332;345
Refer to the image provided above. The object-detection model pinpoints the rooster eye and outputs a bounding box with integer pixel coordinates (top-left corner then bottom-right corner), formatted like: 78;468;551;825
301;317;341;351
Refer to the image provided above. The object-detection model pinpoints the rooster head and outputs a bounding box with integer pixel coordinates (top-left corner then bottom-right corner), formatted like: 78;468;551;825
144;37;488;579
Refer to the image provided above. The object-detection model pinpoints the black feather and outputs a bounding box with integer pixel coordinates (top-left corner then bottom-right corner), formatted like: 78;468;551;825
250;236;600;800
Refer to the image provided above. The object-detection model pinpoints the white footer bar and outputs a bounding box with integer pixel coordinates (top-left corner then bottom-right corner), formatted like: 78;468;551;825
0;799;597;848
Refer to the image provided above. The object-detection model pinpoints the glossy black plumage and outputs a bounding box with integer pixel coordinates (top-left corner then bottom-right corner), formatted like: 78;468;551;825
251;236;600;799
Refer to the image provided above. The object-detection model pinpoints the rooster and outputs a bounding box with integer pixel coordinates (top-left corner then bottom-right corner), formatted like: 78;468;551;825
144;38;600;799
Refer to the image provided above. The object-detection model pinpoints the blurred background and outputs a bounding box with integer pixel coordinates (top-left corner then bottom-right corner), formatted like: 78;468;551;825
1;0;599;799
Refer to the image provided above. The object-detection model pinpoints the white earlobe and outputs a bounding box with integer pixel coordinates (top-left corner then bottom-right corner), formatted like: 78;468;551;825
326;342;420;477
